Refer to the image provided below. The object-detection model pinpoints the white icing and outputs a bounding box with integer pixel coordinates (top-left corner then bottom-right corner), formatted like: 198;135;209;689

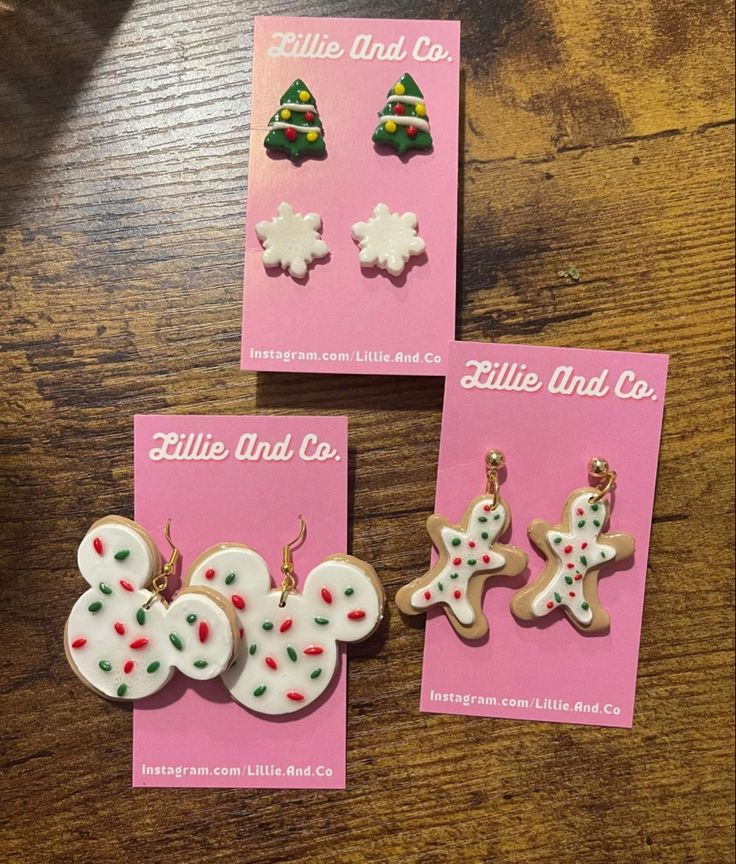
351;204;425;277
530;493;616;624
66;521;235;700
278;102;316;112
379;115;430;133
255;202;329;279
387;95;425;106
188;547;383;715
267;121;322;134
410;499;507;625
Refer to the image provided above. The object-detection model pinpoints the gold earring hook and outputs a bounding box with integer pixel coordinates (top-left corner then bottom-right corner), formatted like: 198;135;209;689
279;515;307;608
144;518;180;608
485;449;505;509
588;458;617;503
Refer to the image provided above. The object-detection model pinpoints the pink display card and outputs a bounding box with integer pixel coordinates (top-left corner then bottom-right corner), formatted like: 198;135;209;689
132;414;350;787
419;341;669;727
241;16;460;375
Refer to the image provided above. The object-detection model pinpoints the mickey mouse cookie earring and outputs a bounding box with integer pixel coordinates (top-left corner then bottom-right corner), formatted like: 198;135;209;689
396;451;527;640
65;517;238;700
510;458;635;633
187;517;385;715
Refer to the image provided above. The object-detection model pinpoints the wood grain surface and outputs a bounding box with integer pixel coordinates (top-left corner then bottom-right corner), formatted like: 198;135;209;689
1;1;734;862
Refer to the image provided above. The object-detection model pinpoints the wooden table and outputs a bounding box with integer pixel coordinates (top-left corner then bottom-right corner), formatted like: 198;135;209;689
1;1;734;862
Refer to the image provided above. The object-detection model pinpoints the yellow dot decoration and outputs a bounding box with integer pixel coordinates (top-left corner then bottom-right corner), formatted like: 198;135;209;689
384;120;398;134
393;82;406;96
280;108;292;120
306;131;319;142
298;90;311;103
415;103;426;117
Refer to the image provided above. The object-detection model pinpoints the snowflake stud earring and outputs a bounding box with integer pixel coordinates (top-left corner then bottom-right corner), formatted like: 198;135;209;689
65;518;239;701
510;458;635;633
187;516;385;715
255;202;330;279
396;451;528;640
351;203;425;277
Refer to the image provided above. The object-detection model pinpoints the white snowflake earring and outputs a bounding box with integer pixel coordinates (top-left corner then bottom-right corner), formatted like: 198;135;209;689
187;516;385;715
351;203;425;277
396;451;527;640
65;518;239;701
511;458;635;633
255;202;330;279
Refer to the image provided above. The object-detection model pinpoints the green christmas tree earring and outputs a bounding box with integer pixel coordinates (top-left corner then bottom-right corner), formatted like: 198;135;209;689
372;72;433;155
264;79;326;161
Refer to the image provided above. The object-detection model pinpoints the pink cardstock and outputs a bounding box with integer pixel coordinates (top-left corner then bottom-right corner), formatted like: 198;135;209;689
241;16;460;376
132;414;350;787
419;341;669;727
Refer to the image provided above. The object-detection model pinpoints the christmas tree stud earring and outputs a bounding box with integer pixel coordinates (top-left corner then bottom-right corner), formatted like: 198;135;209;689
264;79;326;161
186;516;385;715
510;458;635;633
396;450;527;640
65;518;239;701
372;72;433;155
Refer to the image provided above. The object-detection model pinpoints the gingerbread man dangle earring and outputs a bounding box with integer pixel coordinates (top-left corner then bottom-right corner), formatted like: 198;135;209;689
396;450;528;640
65;517;239;701
511;458;635;633
187;517;385;715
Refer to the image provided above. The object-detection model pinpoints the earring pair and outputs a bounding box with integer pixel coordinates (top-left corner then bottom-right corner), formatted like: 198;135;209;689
396;452;635;639
264;74;433;162
65;516;384;714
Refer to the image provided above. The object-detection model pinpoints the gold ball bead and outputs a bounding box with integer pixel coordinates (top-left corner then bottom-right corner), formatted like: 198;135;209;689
589;457;609;477
486;449;505;470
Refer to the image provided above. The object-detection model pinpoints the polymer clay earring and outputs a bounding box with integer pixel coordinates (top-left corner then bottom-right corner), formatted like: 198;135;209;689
186;517;384;715
65;518;238;700
264;79;326;161
372;72;432;154
255;202;329;279
396;451;527;640
510;458;635;633
351;203;425;277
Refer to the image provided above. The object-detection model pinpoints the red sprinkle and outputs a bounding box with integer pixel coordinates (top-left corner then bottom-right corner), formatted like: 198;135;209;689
321;587;333;605
575;573;583;580
569;592;576;597
114;622;126;635
581;542;588;549
577;508;584;516
407;125;418;138
468;541;476;548
71;637;87;649
231;594;245;610
119;580;134;592
304;111;315;122
130;638;148;650
483;504;491;512
347;609;366;621
205;568;216;580
198;621;209;644
393;103;405;115
285;127;297;141
567;563;575;569
238;627;244;639
453;557;462;566
124;660;134;674
279;618;293;633
547;601;554;609
424;591;431;600
287;691;304;701
93;537;103;556
265;656;277;670
564;545;573;554
304;645;323;655
482;554;490;564
453;589;461;599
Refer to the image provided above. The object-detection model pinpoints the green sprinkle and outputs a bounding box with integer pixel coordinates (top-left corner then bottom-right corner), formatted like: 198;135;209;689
225;571;236;585
601;551;607;559
287;646;297;662
481;531;489;540
99;582;112;595
467;559;477;566
493;514;501;521
186;613;197;624
344;586;354;596
147;661;161;674
450;572;459;579
581;602;590;611
114;549;130;561
193;660;208;669
98;660;112;672
554;592;562;603
249;643;257;655
593;520;601;528
310;668;322;679
88;601;102;613
136;608;146;625
578;520;586;528
451;538;461;546
315;617;329;626
478;516;488;523
580;555;588;567
253;685;267;697
117;684;128;697
591;504;599;512
262;620;274;631
553;536;562;545
169;632;183;651
565;576;573;585
438;582;444;592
